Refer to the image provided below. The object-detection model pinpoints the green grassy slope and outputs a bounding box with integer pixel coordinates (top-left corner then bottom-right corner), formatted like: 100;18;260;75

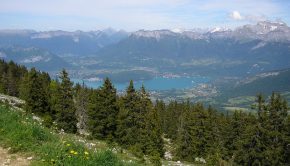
0;105;137;166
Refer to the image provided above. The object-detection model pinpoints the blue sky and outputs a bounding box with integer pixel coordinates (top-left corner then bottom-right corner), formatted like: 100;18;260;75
0;0;289;31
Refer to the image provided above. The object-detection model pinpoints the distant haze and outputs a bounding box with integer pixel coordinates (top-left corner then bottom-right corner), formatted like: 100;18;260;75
0;0;290;31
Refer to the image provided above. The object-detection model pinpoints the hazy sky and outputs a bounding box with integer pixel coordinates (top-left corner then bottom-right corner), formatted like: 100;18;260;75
0;0;289;31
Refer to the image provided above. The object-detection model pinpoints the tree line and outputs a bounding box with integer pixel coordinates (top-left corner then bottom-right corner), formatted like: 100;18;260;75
0;59;289;165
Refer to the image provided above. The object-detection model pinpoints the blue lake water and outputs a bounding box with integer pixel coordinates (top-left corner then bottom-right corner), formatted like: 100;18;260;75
72;76;210;91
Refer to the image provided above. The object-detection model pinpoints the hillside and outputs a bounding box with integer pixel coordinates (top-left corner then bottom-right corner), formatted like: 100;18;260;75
215;68;290;111
0;97;137;166
225;68;290;97
0;46;72;71
217;68;290;100
0;93;197;166
0;59;290;165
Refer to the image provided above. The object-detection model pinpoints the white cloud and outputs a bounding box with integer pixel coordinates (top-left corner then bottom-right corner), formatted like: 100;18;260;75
229;11;243;20
228;11;268;23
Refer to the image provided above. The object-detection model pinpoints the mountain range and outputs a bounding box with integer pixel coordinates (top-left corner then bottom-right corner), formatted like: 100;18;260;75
0;28;129;57
0;21;289;79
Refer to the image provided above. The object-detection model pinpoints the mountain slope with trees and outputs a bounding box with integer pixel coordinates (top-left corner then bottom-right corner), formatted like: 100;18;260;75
0;59;289;165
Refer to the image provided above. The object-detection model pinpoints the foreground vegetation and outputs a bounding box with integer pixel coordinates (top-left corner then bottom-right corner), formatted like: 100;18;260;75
0;105;135;166
1;59;290;165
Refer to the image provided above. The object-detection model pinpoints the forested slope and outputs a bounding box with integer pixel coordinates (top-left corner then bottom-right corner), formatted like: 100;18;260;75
0;59;290;165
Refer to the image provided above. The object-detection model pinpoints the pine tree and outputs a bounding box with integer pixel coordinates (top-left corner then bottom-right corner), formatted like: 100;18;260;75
285;115;290;164
23;68;50;116
264;93;288;164
235;93;289;165
154;100;166;132
145;107;164;160
116;80;142;151
141;85;164;159
0;72;8;94
235;122;266;165
138;85;152;149
163;101;182;141
55;69;77;133
0;60;27;96
87;78;118;141
48;79;60;121
223;111;247;161
176;107;196;161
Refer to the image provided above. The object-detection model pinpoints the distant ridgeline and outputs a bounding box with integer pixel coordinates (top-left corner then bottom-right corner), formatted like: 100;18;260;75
0;59;290;165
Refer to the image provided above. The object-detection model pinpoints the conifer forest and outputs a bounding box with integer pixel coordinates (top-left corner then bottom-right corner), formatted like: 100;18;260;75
0;59;289;165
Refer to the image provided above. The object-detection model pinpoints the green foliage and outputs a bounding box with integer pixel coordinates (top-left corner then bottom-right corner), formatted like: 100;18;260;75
148;151;162;166
87;78;118;140
160;93;290;165
234;93;289;165
116;80;141;147
54;69;77;133
116;82;164;160
0;60;27;96
1;59;290;165
0;105;131;166
22;68;51;117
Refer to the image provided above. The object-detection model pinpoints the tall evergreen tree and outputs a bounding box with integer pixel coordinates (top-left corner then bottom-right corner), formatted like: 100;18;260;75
139;85;164;159
235;93;289;165
87;78;118;141
116;80;142;152
55;69;77;133
154;100;166;132
48;79;60;121
145;106;164;160
0;72;8;94
23;68;50;116
222;111;247;161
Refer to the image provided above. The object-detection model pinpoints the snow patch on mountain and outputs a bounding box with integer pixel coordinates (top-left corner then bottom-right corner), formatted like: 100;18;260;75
31;33;53;39
209;27;230;33
0;52;6;58
21;56;50;63
210;27;222;33
133;30;176;40
270;25;278;31
170;28;185;33
73;37;79;43
252;42;267;50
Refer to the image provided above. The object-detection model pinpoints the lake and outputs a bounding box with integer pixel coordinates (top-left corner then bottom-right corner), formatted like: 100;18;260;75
72;76;210;91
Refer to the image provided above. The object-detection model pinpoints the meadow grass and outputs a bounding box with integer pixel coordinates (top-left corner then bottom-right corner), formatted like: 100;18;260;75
0;105;136;166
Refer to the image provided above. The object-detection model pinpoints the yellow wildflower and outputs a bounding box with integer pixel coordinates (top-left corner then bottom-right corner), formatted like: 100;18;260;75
70;150;75;154
74;152;78;155
66;143;71;147
84;151;89;155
